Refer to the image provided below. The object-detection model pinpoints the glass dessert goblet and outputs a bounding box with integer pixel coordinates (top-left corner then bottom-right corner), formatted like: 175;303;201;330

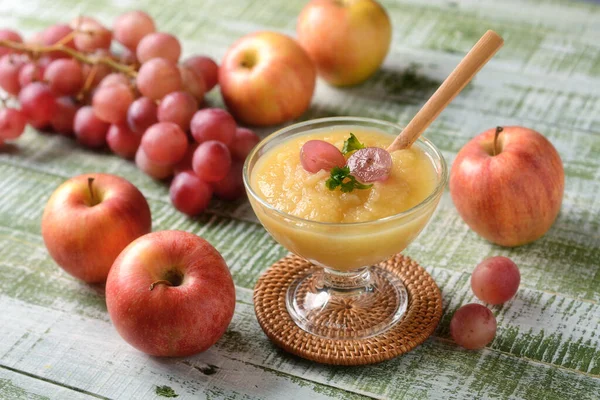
243;117;448;340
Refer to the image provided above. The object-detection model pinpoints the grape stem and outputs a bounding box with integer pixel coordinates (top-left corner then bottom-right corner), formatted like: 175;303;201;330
0;39;137;77
493;126;503;156
78;64;98;101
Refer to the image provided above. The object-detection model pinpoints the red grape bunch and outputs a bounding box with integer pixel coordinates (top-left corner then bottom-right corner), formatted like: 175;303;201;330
0;11;261;216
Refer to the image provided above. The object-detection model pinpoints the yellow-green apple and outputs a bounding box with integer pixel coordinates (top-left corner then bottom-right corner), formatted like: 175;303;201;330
296;0;392;86
41;173;151;283
450;126;564;247
219;31;316;126
105;230;236;357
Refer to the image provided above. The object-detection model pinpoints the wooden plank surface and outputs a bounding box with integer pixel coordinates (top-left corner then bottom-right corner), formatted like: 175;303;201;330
1;0;599;399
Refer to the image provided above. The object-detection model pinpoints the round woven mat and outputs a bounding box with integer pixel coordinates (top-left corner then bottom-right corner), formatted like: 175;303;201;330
253;254;442;366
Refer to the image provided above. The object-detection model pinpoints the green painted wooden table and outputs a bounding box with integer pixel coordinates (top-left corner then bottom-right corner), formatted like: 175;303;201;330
1;0;599;399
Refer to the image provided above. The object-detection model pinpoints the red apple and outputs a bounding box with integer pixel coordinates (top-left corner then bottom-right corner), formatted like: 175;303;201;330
105;230;236;357
297;0;392;87
450;126;564;247
219;31;316;126
41;173;152;283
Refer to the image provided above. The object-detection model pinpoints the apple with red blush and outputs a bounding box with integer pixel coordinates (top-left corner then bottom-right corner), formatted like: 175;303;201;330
219;31;316;126
297;0;392;86
450;126;564;247
105;230;236;357
41;173;151;283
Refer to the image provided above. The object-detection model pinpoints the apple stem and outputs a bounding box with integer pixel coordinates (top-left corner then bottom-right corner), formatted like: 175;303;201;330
87;177;95;204
493;126;503;156
149;280;173;291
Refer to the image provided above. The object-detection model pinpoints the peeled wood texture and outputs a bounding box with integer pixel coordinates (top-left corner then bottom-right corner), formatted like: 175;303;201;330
0;0;599;399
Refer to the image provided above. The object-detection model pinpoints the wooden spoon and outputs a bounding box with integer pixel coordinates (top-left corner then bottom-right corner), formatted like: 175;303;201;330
387;30;504;152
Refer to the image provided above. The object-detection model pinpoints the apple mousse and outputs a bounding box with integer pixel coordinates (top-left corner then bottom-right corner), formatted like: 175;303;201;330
251;128;437;223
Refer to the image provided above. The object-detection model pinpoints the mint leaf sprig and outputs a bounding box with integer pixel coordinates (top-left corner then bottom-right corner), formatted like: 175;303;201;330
326;166;373;193
342;133;365;155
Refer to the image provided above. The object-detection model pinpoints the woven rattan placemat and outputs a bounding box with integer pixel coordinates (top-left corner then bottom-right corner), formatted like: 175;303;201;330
253;253;442;365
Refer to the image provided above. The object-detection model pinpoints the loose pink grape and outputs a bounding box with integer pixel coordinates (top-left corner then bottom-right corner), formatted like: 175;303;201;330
136;32;181;64
127;97;158;134
347;147;392;182
74;106;109;148
0;108;27;140
190;108;236;145
157;91;198;131
192;140;232;182
18;62;44;87
18;82;57;126
450;304;497;350
44;58;84;96
0;54;26;95
300;140;346;173
169;171;213;216
178;65;206;103
135;147;173;180
71;17;112;52
212;160;245;201
0;29;23;57
141;122;188;166
113;10;156;51
51;97;79;136
107;123;141;159
136;58;182;100
183;56;219;91
229;127;260;161
92;83;134;124
471;257;520;305
98;73;130;88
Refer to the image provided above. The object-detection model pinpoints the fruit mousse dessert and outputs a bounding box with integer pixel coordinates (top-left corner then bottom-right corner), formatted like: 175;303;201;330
248;120;444;272
244;117;447;339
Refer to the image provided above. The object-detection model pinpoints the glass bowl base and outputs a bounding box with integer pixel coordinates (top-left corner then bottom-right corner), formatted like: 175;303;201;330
286;265;409;339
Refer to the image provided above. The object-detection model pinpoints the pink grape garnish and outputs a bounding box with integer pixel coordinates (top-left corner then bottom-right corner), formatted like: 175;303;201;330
300;140;346;173
347;147;392;183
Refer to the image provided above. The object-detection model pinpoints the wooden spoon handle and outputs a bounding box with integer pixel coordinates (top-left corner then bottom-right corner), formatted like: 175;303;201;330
387;30;504;152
